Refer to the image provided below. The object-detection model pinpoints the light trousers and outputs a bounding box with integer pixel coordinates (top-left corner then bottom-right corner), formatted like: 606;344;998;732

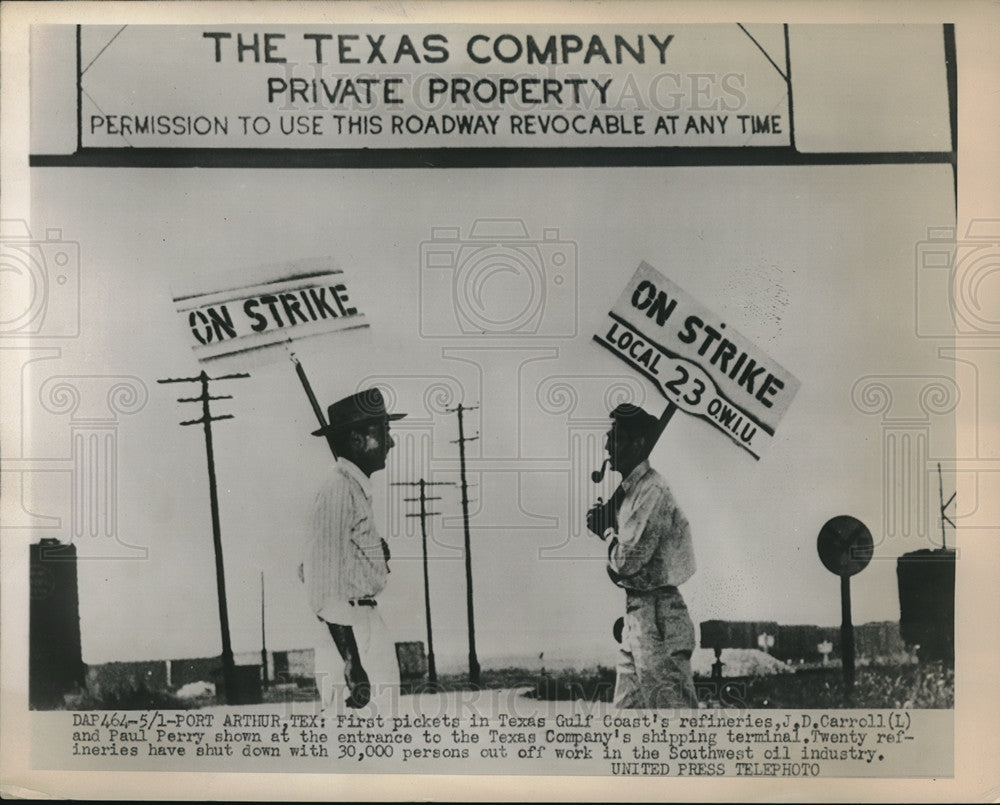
314;606;400;710
614;587;698;709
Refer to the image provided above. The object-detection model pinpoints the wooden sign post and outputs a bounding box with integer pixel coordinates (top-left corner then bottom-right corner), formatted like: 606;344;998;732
817;515;874;698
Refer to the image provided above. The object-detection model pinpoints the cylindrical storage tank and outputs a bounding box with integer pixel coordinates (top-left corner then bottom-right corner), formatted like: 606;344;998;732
896;548;955;664
30;539;85;708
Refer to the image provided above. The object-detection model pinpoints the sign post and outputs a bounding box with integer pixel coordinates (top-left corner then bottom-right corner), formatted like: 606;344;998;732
817;514;874;698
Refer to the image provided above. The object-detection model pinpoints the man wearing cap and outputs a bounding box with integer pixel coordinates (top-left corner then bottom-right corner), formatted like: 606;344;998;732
299;387;406;709
586;403;698;709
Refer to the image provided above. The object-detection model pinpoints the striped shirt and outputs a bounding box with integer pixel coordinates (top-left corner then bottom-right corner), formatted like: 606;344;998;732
606;460;696;591
302;458;389;625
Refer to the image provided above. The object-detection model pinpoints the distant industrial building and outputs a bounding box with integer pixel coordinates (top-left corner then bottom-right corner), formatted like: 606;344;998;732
30;539;85;708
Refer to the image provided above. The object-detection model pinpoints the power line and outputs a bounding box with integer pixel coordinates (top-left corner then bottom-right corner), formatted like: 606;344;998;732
392;479;455;688
938;462;956;550
446;402;481;687
260;571;268;690
158;369;249;705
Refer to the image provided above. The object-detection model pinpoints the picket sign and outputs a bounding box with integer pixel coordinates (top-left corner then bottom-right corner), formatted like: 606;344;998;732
593;261;800;459
173;258;372;452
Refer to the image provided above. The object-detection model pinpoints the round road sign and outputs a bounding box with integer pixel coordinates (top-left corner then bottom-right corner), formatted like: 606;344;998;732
817;515;874;577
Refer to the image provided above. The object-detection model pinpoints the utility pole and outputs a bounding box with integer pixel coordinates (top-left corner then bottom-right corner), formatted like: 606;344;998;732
260;571;268;689
392;478;455;689
158;369;249;705
938;463;956;550
447;402;480;686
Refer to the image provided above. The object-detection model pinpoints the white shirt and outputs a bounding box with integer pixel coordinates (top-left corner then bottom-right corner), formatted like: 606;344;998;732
302;458;389;625
606;460;696;590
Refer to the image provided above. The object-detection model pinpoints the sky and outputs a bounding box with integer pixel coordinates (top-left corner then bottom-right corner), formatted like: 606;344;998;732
16;23;958;668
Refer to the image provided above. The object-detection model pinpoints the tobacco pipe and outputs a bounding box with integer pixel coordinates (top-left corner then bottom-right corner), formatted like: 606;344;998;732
591;457;611;483
588;455;626;536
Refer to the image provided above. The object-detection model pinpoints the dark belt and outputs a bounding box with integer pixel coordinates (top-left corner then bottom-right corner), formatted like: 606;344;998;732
349;598;377;607
625;585;679;598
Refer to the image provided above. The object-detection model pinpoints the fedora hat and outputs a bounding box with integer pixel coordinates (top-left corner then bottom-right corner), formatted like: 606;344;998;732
311;387;407;437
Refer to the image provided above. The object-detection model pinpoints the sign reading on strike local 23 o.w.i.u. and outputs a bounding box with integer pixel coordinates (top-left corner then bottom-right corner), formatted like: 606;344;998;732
593;261;800;459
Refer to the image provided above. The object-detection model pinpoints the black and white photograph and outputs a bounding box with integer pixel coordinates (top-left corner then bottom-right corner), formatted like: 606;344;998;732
1;1;998;801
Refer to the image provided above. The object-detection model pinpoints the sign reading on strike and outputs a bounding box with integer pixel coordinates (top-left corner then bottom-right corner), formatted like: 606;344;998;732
174;263;368;362
593;261;800;458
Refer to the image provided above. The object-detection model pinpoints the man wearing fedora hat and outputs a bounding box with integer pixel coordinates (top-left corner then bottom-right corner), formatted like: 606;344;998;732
586;403;698;710
300;387;406;709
